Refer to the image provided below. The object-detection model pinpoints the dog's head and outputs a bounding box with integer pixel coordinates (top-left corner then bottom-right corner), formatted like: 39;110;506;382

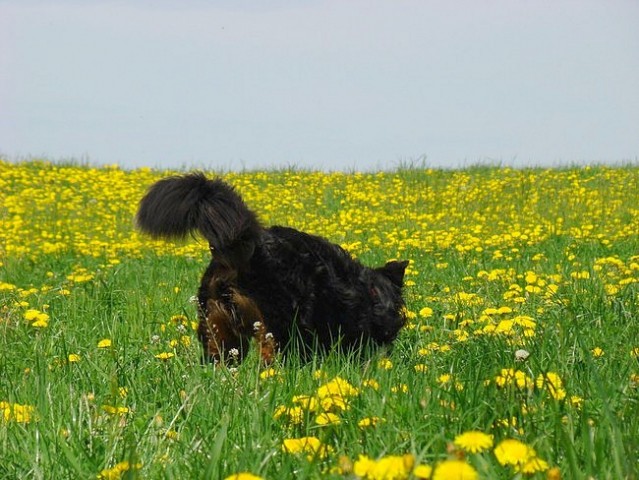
366;260;409;344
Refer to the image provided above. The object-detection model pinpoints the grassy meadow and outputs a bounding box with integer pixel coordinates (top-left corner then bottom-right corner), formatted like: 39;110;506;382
1;160;639;479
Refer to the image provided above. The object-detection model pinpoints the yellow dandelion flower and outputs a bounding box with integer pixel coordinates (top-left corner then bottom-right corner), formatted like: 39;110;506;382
224;473;264;480
67;272;95;283
591;347;604;358
495;368;533;390
525;272;538;284
315;412;341;426
283;405;304;424
570;270;590;280
378;358;393;370
170;314;188;324
317;377;359;398
432;459;478;480
24;309;42;321
358;416;385;428
391;383;409;394
282;436;331;459
1;402;36;423
31;316;49;328
97;461;142;480
312;369;327;380
455;329;470;342
97;339;112;348
259;368;279;380
68;354;81;363
24;309;49;327
536;372;566;400
273;406;304;425
0;402;9;422
155;352;175;360
605;284;620;296
354;454;414;480
102;405;129;416
419;306;434;318
0;281;16;291
494;438;535;466
292;395;318;411
453;430;494;453
413;464;433;479
273;405;287;420
403;307;417;319
513;370;534;389
353;455;377;477
516;455;549;474
320;394;350;412
363;379;380;390
569;395;584;409
495;319;515;335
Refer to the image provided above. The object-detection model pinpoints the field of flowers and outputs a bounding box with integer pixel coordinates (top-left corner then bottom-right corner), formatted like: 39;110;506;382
1;159;639;479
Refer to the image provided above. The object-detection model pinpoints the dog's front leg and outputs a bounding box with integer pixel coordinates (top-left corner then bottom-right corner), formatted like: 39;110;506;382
253;320;278;365
197;301;249;365
229;291;278;365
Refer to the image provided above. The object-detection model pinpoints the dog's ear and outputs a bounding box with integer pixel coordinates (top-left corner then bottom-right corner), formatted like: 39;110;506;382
377;260;409;287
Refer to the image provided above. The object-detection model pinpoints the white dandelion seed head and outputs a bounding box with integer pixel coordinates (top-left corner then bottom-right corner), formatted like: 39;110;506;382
189;295;199;304
150;334;161;344
265;332;274;340
515;349;530;361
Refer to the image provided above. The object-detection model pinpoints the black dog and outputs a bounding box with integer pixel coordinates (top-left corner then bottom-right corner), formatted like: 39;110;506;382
136;173;408;364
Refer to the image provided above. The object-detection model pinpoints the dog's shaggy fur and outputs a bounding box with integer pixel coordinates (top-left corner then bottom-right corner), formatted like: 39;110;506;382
136;173;408;364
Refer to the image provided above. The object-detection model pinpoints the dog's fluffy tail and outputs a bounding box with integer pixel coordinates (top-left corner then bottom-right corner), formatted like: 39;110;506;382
136;173;261;265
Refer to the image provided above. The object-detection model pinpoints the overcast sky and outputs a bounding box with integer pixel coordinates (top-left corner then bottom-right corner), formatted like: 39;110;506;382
1;1;638;171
